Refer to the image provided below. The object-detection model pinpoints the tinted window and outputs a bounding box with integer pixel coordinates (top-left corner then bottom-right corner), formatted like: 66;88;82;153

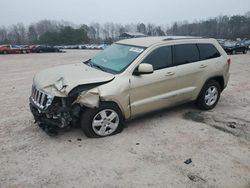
173;44;199;65
198;44;220;60
142;46;172;70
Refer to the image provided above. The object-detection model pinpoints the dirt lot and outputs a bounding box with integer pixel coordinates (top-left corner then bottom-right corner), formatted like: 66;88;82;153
0;50;250;188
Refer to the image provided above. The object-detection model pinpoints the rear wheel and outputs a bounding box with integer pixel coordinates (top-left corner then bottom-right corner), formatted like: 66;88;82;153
3;51;7;54
196;80;221;110
80;103;124;138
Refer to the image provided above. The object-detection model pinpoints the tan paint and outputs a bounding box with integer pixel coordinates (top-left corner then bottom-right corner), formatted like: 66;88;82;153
75;88;100;108
34;63;114;96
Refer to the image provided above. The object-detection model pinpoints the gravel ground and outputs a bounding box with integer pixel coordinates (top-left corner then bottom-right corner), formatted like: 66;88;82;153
0;50;250;188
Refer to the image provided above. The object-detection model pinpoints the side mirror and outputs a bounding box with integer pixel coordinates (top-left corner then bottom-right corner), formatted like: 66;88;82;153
133;63;154;75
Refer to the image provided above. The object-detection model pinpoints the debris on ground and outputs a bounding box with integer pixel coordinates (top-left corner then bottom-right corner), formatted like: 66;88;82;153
187;174;206;183
184;158;192;165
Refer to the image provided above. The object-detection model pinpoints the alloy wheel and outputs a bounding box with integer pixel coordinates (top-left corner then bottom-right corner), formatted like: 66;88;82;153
92;109;119;136
204;86;218;106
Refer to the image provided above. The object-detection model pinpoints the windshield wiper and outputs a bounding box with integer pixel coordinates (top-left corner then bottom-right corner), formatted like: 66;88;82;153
83;59;109;72
91;63;107;72
83;59;91;65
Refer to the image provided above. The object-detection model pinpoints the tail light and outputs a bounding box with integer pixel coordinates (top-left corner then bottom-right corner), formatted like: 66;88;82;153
227;58;231;65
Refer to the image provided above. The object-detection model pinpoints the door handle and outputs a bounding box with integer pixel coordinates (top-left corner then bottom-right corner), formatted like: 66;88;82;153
199;64;207;68
165;72;175;76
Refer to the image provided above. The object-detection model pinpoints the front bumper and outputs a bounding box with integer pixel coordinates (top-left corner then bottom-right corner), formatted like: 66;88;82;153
29;86;82;134
29;98;64;128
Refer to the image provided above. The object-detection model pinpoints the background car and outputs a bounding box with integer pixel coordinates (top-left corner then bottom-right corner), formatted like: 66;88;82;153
221;40;248;54
33;45;61;53
0;45;24;54
19;45;31;53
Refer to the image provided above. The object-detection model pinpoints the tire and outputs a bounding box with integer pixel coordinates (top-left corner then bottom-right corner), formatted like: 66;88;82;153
232;50;236;55
39;50;43;53
80;102;124;138
3;51;7;54
243;49;247;54
22;50;27;54
196;80;221;110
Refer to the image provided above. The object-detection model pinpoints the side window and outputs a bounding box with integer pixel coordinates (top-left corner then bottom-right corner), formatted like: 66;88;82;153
142;46;172;70
173;44;199;65
197;44;221;60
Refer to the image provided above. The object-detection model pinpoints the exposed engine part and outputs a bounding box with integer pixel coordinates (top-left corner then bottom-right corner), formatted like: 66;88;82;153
30;88;82;130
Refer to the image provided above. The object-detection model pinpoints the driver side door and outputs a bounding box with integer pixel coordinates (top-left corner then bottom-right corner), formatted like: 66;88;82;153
129;45;179;117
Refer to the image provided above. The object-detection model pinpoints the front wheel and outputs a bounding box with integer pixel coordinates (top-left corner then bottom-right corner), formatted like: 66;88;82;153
196;80;221;110
80;103;124;138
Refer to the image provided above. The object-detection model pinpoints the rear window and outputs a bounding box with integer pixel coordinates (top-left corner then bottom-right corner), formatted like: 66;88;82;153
173;44;199;65
197;44;221;60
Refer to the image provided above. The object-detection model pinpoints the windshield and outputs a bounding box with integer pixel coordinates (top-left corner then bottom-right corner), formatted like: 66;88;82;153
89;44;145;74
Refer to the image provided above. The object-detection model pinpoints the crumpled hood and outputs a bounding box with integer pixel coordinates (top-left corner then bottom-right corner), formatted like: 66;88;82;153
33;63;114;96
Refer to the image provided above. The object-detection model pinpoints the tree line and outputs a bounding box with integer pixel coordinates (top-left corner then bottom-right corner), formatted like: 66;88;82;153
0;12;249;45
167;12;250;39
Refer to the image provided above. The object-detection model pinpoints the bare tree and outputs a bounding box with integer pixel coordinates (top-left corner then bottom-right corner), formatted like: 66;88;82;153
35;20;58;37
7;23;26;44
28;24;38;44
0;26;8;44
137;23;147;34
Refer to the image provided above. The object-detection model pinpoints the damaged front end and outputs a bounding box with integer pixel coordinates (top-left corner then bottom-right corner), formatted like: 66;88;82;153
29;62;118;135
29;78;114;135
29;86;81;134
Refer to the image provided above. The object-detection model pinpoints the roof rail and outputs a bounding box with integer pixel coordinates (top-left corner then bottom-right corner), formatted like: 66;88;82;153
162;36;204;41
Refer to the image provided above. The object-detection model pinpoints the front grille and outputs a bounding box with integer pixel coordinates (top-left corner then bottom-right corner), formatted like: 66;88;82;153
31;86;53;110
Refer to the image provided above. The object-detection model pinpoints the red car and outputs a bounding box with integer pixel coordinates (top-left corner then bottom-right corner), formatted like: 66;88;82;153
0;45;27;54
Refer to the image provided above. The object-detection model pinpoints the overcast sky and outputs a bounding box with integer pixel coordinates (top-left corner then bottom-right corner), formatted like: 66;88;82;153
1;0;250;26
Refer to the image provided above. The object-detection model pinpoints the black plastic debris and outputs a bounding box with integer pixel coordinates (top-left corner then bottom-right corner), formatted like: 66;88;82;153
184;158;192;164
68;140;72;142
136;143;140;145
227;122;236;129
77;138;82;141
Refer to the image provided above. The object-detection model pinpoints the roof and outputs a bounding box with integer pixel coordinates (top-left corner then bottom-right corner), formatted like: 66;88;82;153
117;36;204;47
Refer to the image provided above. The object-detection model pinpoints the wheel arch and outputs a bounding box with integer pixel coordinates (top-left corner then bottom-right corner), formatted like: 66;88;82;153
80;100;126;121
204;76;225;91
99;100;126;120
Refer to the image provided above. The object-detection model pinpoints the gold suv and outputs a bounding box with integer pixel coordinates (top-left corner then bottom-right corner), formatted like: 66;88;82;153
30;36;230;137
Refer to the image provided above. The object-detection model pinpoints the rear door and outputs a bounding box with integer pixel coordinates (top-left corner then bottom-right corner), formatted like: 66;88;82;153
172;43;221;101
